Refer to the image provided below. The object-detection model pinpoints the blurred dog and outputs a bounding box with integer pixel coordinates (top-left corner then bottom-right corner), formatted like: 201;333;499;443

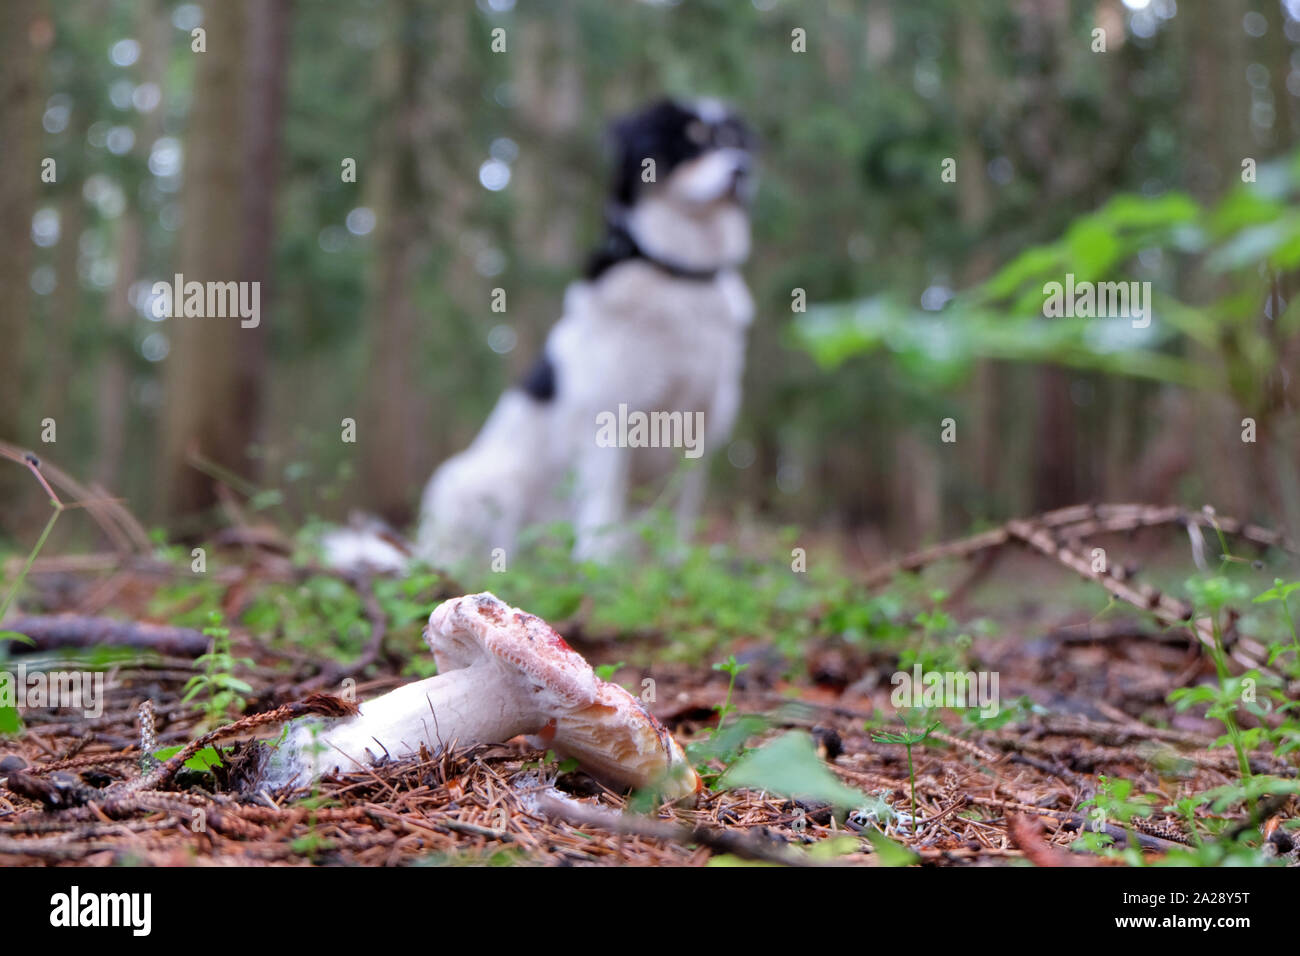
416;98;757;568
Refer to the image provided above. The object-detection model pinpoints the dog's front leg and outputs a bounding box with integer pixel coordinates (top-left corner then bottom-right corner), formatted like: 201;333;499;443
573;445;630;561
674;460;707;544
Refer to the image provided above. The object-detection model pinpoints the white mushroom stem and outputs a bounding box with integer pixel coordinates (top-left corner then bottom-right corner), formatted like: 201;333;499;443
263;664;549;789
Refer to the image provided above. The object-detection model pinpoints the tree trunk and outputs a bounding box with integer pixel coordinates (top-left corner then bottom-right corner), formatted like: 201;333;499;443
235;0;293;479
158;1;248;527
359;0;425;525
0;2;47;448
95;0;166;491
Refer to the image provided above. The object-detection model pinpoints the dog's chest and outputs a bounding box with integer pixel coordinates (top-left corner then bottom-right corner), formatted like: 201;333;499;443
553;264;751;411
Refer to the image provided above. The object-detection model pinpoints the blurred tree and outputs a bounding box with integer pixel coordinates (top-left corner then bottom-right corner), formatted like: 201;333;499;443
235;0;294;477
159;0;252;524
0;2;48;456
359;0;432;525
96;0;164;490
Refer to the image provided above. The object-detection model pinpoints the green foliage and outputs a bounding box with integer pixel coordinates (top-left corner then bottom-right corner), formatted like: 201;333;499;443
862;828;921;867
686;713;768;786
146;571;226;630
1254;578;1300;671
181;613;255;730
593;661;624;682
710;653;749;733
153;744;225;773
1072;774;1156;854
719;730;878;813
0;702;21;736
963;693;1041;732
242;576;368;662
794;159;1300;429
871;714;942;832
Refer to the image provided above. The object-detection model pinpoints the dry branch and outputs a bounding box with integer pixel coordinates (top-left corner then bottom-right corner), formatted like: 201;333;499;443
2;614;209;657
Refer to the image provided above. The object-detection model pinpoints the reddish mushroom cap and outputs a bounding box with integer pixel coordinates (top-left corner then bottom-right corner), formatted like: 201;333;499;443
543;680;702;800
427;593;699;800
425;592;598;713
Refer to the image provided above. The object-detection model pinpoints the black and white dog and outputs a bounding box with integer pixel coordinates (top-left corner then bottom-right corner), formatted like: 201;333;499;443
416;99;757;567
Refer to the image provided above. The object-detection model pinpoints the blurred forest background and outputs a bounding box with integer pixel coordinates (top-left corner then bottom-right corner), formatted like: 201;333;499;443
2;0;1299;558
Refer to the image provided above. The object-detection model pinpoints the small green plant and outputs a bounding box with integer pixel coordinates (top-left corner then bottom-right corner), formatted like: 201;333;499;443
686;713;768;786
182;612;255;729
593;660;625;682
1253;577;1300;670
1173;575;1255;805
0;454;66;734
1073;774;1156;855
870;713;942;833
711;654;749;733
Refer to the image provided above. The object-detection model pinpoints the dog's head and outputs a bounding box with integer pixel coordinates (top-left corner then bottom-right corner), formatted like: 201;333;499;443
609;98;757;209
600;99;756;275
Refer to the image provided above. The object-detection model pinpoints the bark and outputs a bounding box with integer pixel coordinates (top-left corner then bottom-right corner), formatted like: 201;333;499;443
235;0;293;479
0;2;48;447
358;0;426;525
95;0;166;490
158;1;249;525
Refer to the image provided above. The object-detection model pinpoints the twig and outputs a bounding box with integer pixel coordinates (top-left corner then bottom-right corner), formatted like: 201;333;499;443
536;793;815;866
1;615;209;656
863;502;1295;589
1006;518;1271;674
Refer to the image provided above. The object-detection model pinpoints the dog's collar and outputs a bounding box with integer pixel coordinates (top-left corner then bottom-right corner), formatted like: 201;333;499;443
585;221;723;282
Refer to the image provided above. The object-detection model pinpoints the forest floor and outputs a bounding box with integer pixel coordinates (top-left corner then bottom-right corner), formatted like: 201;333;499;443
0;503;1298;867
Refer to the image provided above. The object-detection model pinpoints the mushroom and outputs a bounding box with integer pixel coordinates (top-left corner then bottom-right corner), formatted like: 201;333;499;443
264;592;698;799
533;680;699;798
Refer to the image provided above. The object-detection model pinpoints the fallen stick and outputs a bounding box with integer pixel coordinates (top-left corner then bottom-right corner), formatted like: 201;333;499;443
3;614;209;657
863;502;1295;588
1005;519;1271;674
536;793;816;866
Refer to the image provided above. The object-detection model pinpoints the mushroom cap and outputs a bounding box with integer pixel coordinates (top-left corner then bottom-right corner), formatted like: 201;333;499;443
540;680;701;800
425;592;599;713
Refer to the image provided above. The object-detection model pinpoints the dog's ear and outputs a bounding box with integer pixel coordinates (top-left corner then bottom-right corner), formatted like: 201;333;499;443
605;112;641;207
605;98;688;207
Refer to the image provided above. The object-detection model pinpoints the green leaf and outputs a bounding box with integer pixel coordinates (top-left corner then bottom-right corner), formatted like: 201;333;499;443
1198;776;1300;812
211;674;254;694
863;828;919;866
0;705;22;735
720;731;869;810
0;631;35;647
248;488;284;511
1254;579;1300;604
705;854;779;867
153;744;224;772
688;714;769;766
807;835;861;861
593;661;625;682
